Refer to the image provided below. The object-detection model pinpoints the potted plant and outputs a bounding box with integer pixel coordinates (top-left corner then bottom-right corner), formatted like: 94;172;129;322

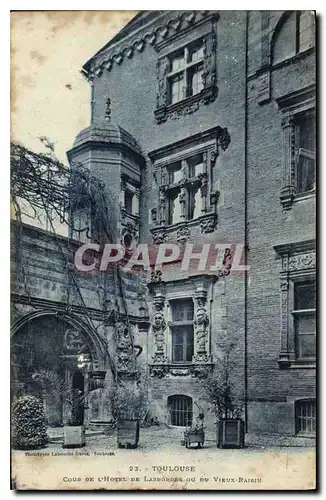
12;395;49;450
109;382;147;449
184;412;205;449
62;388;87;449
30;369;90;449
204;343;245;449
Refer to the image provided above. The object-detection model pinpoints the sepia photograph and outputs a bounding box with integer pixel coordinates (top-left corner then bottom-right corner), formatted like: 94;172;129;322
10;8;316;491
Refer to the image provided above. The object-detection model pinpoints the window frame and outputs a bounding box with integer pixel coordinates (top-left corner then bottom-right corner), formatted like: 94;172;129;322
165;154;204;225
272;11;315;67
167;40;205;105
295;398;316;436
276;85;316;210
292;281;316;361
274;240;316;369
294;109;316;195
168;395;193;427
170;298;194;364
154;15;218;124
149;126;231;240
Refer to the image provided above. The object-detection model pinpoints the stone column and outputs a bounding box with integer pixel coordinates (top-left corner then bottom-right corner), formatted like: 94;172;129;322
179;187;187;221
280;115;296;209
199;173;208;213
159;187;167;225
132;190;139;216
152;293;167;363
193;287;210;363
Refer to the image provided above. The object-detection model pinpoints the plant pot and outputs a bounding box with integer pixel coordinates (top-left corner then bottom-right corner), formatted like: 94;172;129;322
117;419;139;449
62;425;85;448
217;419;245;449
184;430;205;448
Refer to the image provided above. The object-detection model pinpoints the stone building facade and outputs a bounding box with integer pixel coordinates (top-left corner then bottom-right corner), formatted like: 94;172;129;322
11;11;316;439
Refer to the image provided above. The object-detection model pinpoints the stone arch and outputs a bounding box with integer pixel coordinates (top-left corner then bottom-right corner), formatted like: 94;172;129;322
270;11;315;66
11;310;110;426
11;310;107;370
270;11;296;65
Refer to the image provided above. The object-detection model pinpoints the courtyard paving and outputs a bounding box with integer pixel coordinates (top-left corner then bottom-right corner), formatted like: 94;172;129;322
45;424;315;452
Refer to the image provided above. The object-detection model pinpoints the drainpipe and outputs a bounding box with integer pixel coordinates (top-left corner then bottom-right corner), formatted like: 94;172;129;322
244;10;249;433
209;279;214;358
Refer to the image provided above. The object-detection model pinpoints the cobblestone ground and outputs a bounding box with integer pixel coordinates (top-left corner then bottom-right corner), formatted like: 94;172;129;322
44;425;315;452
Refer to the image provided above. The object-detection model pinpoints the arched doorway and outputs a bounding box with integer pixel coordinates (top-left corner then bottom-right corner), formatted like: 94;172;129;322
11;312;104;427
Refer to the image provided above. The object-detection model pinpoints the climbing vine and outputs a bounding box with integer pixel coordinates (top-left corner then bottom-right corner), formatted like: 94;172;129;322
11;139;134;381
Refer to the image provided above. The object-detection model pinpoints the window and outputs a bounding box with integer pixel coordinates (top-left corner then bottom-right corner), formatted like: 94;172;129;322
273;11;315;65
167;188;182;225
298;11;315;53
274;240;316;369
293;281;316;359
295;111;316;194
277;86;315;210
149;126;231;239
167;41;204;105
124;190;133;214
154;14;218;124
295;399;316;435
168;395;193;426
171;299;194;362
165;154;204;225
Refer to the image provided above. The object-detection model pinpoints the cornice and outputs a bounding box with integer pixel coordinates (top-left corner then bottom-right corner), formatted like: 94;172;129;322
85;11;218;81
274;239;316;256
11;293;150;325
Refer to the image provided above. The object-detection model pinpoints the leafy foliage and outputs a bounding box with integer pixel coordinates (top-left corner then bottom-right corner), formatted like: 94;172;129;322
109;381;148;421
204;343;243;420
12;396;48;450
31;369;94;426
11;141;115;243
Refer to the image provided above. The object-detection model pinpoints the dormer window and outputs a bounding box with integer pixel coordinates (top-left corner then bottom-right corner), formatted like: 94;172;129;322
168;40;205;105
154;13;218;124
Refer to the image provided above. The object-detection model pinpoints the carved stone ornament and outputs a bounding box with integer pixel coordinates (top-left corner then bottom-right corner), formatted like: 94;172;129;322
176;225;190;244
170;368;190;376
153;14;218;124
152;228;167;245
200;213;217;234
152;311;166;361
288;252;316;271
87;12;217;80
190;365;211;379
150;269;163;283
149;364;168;379
193;288;210;363
218;248;232;277
115;321;136;375
105;97;111;121
151;293;168;363
63;328;88;354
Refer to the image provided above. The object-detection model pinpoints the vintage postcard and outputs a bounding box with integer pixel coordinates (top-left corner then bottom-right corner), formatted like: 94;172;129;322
10;10;316;490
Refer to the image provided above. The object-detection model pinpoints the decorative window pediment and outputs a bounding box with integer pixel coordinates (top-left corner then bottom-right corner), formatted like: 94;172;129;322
274;240;316;368
276;85;316;210
154;15;218;124
148;275;216;378
149;126;230;243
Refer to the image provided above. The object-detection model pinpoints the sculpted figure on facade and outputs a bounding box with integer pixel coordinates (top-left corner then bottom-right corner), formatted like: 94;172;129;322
115;321;134;373
193;290;210;363
64;328;88;354
151;294;167;363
